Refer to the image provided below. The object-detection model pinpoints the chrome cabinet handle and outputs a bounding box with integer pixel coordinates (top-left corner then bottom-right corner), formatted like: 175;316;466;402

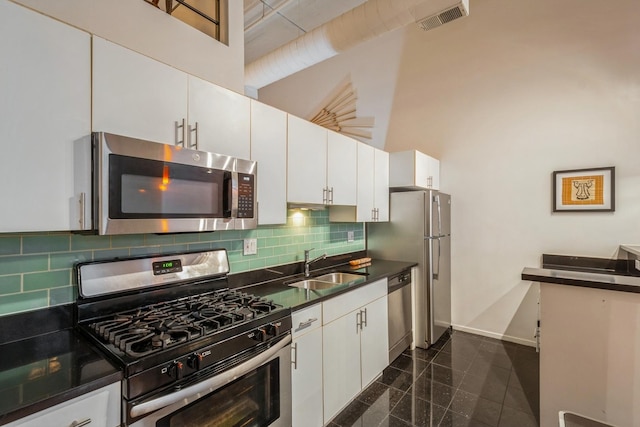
70;419;91;427
188;122;198;150
361;308;367;328
356;311;361;333
329;187;334;204
323;187;328;204
291;342;298;370
295;318;318;332
79;192;86;229
175;118;186;146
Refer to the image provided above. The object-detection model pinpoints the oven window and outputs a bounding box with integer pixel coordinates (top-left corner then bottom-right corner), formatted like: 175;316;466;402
157;359;280;427
109;154;231;219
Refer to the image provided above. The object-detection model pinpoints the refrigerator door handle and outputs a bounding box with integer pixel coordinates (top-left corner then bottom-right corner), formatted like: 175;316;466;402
433;237;441;280
435;194;443;237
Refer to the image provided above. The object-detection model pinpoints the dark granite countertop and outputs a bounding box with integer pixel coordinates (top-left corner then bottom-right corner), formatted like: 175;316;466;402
522;254;640;294
0;253;414;425
236;258;417;310
0;306;121;426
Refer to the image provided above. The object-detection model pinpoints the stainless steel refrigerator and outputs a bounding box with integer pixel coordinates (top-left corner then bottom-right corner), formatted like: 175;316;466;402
368;190;451;349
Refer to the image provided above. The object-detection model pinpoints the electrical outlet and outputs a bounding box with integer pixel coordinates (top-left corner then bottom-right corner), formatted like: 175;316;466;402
243;238;257;256
347;231;354;243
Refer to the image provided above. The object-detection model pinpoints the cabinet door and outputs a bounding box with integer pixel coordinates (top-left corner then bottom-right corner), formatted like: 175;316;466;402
327;131;357;206
5;382;120;427
374;149;390;222
428;155;441;190
188;76;250;159
356;143;375;222
360;295;389;387
292;327;324;427
250;101;287;224
93;36;188;145
323;311;362;422
0;0;91;232
287;115;327;205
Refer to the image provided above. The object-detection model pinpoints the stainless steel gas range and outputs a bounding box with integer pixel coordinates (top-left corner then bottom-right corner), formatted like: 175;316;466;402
74;249;292;427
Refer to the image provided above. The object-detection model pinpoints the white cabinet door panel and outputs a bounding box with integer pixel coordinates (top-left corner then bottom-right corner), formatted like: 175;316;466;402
287;115;327;205
374;149;390;222
323;311;361;422
327;131;357;205
356;143;375;222
93;36;188;145
0;0;91;232
189;76;250;159
292;327;324;427
250;101;287;224
360;295;389;387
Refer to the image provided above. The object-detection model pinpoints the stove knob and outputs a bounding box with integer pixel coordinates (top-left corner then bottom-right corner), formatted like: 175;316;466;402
168;361;184;380
266;323;280;337
251;327;267;342
187;353;203;370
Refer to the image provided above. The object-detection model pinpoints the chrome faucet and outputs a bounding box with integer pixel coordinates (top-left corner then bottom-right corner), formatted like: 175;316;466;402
304;248;327;277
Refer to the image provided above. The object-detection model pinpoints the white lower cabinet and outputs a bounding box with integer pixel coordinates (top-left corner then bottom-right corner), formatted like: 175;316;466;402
291;304;323;427
322;279;389;423
5;382;120;427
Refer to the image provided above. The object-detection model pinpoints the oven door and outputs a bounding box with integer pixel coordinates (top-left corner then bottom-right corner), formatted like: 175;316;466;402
128;335;292;427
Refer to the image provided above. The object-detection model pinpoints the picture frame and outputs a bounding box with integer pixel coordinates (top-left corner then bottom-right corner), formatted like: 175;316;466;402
552;166;615;212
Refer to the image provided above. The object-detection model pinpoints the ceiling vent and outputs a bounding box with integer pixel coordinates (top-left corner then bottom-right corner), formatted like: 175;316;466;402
416;1;468;31
245;0;470;91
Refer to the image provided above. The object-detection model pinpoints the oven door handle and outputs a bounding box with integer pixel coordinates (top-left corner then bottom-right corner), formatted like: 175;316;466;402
130;334;292;419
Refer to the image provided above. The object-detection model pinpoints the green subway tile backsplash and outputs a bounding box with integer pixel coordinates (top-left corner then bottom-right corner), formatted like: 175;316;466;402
0;210;364;317
0;237;21;256
22;234;70;254
0;276;21;295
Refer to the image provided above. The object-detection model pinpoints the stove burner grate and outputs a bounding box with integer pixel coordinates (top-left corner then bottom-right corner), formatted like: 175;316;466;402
87;289;280;358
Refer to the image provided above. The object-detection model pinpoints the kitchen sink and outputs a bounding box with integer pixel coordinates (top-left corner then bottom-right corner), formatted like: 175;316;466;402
287;279;342;290
313;272;366;284
287;272;367;290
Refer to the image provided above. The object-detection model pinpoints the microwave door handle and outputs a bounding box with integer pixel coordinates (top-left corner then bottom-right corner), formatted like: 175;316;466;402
223;172;234;218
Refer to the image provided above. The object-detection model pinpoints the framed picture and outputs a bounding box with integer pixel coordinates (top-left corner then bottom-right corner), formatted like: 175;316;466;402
552;166;615;212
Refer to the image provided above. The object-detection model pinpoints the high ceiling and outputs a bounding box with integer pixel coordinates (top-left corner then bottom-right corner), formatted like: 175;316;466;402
243;0;366;64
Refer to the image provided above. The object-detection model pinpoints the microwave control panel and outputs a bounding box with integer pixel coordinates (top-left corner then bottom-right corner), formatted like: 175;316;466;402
237;173;255;218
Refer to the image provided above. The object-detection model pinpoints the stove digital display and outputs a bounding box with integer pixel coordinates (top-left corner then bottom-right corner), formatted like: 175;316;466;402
152;259;183;275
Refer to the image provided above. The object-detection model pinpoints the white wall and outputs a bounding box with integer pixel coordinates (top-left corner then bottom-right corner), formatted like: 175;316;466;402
11;0;245;93
259;0;640;345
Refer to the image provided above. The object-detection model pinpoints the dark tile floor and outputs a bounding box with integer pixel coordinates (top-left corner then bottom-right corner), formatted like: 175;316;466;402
328;330;540;427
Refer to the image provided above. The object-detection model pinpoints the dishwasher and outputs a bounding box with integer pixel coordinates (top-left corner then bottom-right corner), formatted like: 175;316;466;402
388;269;413;363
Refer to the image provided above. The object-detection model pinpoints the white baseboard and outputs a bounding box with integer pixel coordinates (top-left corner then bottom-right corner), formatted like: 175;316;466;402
452;323;537;348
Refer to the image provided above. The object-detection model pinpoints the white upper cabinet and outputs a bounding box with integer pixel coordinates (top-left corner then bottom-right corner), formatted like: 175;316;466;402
329;143;389;222
327;130;357;206
250;100;287;224
92;36;188;146
0;0;91;232
373;149;390;221
287;115;358;206
188;76;250;159
287;115;328;205
93;37;250;159
355;143;376;222
389;149;440;190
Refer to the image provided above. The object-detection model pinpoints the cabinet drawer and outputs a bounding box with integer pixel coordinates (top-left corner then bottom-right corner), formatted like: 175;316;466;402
322;279;387;325
7;382;119;427
292;304;322;338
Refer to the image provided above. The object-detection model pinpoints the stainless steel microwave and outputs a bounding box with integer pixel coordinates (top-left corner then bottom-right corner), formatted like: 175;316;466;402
91;132;257;235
